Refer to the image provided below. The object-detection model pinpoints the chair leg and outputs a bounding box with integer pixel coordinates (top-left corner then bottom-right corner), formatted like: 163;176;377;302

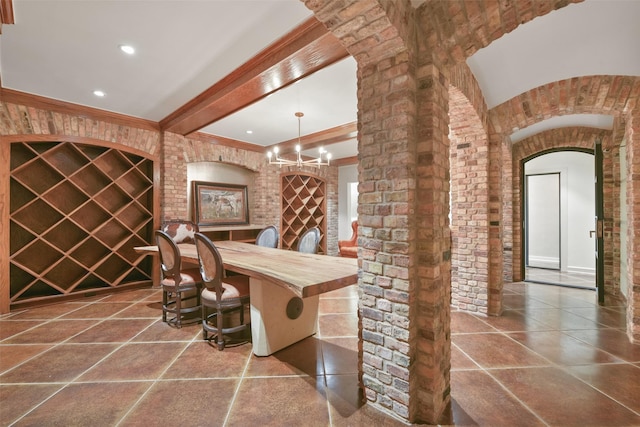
174;291;182;328
162;290;168;323
202;305;208;340
216;307;225;350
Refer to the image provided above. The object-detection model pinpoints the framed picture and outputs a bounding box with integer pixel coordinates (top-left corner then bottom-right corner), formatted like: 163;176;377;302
192;181;249;226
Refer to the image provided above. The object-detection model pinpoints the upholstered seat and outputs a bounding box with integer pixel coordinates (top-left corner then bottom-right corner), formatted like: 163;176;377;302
255;225;279;248
161;219;199;243
297;227;321;254
155;230;203;328
338;220;358;258
194;232;251;350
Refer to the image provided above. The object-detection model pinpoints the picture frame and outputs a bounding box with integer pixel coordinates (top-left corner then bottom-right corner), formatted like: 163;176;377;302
192;181;249;226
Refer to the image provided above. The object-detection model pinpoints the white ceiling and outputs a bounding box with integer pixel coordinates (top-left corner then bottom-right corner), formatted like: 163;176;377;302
1;0;313;121
2;0;639;159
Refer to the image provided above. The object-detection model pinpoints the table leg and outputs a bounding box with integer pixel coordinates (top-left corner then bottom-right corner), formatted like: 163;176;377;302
249;278;319;357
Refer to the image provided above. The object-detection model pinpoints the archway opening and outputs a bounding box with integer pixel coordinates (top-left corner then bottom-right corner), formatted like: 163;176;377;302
523;150;596;289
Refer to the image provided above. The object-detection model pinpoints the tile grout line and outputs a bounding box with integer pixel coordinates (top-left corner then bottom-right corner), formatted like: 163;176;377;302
556;362;640;418
5;296;160;425
116;325;200;426
452;340;552;427
0;297;143;377
222;344;254;427
455;288;640;424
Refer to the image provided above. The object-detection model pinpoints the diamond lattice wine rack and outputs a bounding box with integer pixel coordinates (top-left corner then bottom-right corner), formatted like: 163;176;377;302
9;141;155;307
280;173;326;254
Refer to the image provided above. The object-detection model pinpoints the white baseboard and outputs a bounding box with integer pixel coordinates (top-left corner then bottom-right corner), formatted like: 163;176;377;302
528;256;559;269
567;266;595;275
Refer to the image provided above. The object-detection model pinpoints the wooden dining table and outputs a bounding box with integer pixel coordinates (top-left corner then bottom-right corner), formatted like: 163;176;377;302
135;240;358;356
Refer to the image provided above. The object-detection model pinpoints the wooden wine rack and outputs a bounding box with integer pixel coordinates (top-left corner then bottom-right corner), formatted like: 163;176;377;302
280;173;326;254
9;141;155;308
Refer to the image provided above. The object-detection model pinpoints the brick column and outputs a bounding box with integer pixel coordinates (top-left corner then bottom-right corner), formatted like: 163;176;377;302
604;128;624;298
358;51;417;421
161;132;189;221
413;62;451;422
626;112;640;343
358;53;451;423
303;0;450;422
488;133;504;316
502;136;515;282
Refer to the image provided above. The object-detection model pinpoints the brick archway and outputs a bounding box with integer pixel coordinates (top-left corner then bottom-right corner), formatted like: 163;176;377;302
511;128;620;295
490;75;639;134
303;0;640;422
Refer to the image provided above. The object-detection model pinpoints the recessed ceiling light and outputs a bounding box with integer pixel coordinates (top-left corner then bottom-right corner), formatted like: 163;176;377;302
246;130;253;134
93;90;105;97
119;44;135;55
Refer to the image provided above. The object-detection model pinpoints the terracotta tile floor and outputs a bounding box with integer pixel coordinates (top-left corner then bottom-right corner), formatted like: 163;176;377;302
526;267;596;289
1;282;639;426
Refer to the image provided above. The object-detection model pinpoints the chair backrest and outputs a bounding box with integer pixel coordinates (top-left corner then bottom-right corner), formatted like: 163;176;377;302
255;225;279;248
340;220;358;247
161;220;199;244
155;230;182;281
349;220;358;241
194;232;224;295
297;227;320;254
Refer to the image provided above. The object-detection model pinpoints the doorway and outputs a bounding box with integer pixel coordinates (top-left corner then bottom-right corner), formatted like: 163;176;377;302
524;151;596;289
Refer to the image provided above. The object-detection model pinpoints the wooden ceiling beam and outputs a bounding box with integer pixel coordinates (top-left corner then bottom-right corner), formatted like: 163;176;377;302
265;121;357;154
0;0;15;34
160;17;348;136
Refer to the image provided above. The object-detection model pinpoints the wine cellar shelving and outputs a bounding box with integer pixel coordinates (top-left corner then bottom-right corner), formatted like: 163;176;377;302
280;173;326;253
9;141;155;308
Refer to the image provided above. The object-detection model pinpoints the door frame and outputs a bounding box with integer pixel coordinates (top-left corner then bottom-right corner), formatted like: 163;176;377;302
520;148;596;281
595;139;605;303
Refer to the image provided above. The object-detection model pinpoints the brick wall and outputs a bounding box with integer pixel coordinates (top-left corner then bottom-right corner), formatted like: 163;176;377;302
448;63;503;317
175;132;340;254
626;112;640;342
449;85;490;314
3;4;640;427
0;102;161;154
0;99;340;251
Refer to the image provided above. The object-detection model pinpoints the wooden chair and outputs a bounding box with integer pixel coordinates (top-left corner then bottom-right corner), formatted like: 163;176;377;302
297;227;321;254
161;219;199;244
255;225;279;248
194;232;251;350
155;230;203;328
338;220;358;258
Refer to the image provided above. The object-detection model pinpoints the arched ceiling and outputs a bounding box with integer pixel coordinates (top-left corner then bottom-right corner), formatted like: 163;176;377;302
466;0;640;141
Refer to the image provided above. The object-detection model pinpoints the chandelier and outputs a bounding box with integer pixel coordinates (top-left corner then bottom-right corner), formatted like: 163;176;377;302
267;112;332;167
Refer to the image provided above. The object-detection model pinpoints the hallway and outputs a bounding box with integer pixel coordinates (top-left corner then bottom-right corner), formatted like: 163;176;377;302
1;282;639;426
